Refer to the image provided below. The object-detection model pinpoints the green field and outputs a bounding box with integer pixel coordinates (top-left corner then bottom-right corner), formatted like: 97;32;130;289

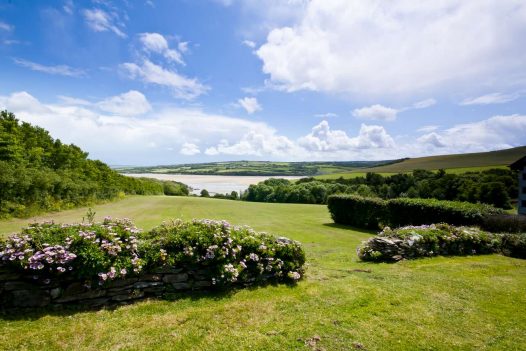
1;196;525;350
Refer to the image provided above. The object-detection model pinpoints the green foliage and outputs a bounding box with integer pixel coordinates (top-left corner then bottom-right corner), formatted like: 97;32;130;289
0;218;306;286
481;214;526;234
357;224;525;262
200;189;210;197
328;195;503;229
0;111;189;219
327;195;387;229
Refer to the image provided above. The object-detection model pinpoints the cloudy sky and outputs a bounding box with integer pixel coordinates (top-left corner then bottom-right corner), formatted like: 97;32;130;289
1;0;525;165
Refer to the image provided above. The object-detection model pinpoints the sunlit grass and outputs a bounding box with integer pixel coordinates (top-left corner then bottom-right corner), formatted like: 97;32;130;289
1;196;525;350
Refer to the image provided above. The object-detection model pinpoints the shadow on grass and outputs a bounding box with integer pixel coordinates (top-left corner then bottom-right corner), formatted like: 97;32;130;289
0;280;300;321
322;222;377;235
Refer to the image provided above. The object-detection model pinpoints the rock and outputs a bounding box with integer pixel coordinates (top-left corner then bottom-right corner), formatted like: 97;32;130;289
56;289;106;303
63;282;88;296
112;290;144;301
171;282;191;290
193;280;212;288
3;281;34;291
133;281;163;289
143;286;165;294
140;274;162;282
163;273;188;283
11;289;51;307
106;278;138;288
0;272;23;281
78;297;111;307
152;266;184;274
50;287;62;299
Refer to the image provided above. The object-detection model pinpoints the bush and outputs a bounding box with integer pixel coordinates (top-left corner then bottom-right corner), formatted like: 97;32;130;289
357;224;525;262
327;195;387;229
328;195;503;229
0;217;306;286
386;198;502;227
481;214;526;234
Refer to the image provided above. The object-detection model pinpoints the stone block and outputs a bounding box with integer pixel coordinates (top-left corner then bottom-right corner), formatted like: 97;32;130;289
163;273;188;283
133;281;163;289
11;289;51;307
112;290;144;301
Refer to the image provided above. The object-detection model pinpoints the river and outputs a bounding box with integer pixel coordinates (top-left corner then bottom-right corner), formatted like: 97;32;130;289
125;173;303;195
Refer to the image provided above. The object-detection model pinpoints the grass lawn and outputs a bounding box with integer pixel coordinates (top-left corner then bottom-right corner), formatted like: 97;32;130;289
0;196;525;350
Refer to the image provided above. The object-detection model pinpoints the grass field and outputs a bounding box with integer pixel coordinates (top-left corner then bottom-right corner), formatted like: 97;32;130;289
1;196;525;350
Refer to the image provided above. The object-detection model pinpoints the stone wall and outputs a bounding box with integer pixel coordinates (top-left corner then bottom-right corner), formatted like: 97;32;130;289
0;264;222;310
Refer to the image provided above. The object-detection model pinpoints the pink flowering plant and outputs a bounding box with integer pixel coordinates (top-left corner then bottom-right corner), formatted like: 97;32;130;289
1;217;306;287
140;219;305;285
0;217;143;284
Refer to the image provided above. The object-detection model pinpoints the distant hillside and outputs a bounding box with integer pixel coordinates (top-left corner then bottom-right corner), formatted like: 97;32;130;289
359;146;526;173
117;159;403;176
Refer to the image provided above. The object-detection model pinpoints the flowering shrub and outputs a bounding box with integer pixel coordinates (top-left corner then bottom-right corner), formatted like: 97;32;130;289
0;218;305;287
0;218;142;284
357;224;521;262
140;219;305;285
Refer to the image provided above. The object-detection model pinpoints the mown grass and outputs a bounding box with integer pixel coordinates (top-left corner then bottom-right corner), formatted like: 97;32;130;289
1;196;525;350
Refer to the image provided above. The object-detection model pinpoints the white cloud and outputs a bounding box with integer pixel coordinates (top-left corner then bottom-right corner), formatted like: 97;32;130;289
178;42;189;53
412;98;437;109
97;90;151;116
460;92;522;105
205;131;295;157
417;132;446;148
13;58;86;77
0;21;13;32
63;0;74;14
242;40;256;48
298;120;395;152
417;125;439;133
237;97;262;114
180;143;201;155
352;104;397;121
57;95;91;106
121;60;208;100
314;113;338;118
256;0;526;98
139;32;184;65
416;115;526;153
83;8;126;38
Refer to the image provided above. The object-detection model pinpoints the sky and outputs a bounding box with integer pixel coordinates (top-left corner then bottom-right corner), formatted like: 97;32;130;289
0;0;525;166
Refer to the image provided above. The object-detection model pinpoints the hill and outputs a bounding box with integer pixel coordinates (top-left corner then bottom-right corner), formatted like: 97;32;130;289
116;159;402;176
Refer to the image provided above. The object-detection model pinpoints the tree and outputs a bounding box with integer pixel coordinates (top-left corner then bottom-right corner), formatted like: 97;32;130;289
200;189;210;197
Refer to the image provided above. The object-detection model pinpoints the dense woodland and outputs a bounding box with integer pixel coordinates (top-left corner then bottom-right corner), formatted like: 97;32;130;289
0;111;188;218
242;169;517;209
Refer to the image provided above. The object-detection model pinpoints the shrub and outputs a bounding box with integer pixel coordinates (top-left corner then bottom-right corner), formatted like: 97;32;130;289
328;195;503;229
357;224;525;262
386;198;503;228
481;214;526;234
0;217;306;287
327;195;387;229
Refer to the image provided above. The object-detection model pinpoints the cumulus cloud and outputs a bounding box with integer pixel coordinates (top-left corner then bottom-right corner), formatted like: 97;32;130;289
412;99;437;109
13;58;86;77
139;32;184;65
97;90;151;116
298;120;395;152
352;104;397;121
460;92;523;105
237;97;262;114
417;125;439;133
180;143;201;155
205;131;295;157
314;113;338;118
256;0;526;97
83;8;126;38
417;132;446;148
121;60;208;100
242;40;256;48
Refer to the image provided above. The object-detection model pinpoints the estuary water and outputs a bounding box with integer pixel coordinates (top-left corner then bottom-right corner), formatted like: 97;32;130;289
125;173;302;195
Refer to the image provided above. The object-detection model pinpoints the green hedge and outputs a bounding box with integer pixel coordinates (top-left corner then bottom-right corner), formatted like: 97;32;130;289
0;218;306;286
357;224;525;262
328;195;503;229
327;195;387;229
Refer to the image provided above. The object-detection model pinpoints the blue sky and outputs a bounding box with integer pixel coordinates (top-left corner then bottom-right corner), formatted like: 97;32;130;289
1;0;525;165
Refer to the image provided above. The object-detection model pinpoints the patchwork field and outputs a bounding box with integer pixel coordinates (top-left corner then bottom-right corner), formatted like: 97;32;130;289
1;196;525;350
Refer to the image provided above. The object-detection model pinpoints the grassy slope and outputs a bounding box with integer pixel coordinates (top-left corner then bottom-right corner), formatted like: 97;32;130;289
0;196;525;350
357;146;526;173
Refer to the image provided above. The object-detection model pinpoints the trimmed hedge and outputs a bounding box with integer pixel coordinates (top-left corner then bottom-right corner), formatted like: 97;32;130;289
327;195;387;229
328;195;503;229
481;214;526;234
0;218;305;287
357;224;525;262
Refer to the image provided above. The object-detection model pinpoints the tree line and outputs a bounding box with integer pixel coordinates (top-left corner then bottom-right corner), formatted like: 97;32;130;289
241;168;517;209
0;111;188;218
